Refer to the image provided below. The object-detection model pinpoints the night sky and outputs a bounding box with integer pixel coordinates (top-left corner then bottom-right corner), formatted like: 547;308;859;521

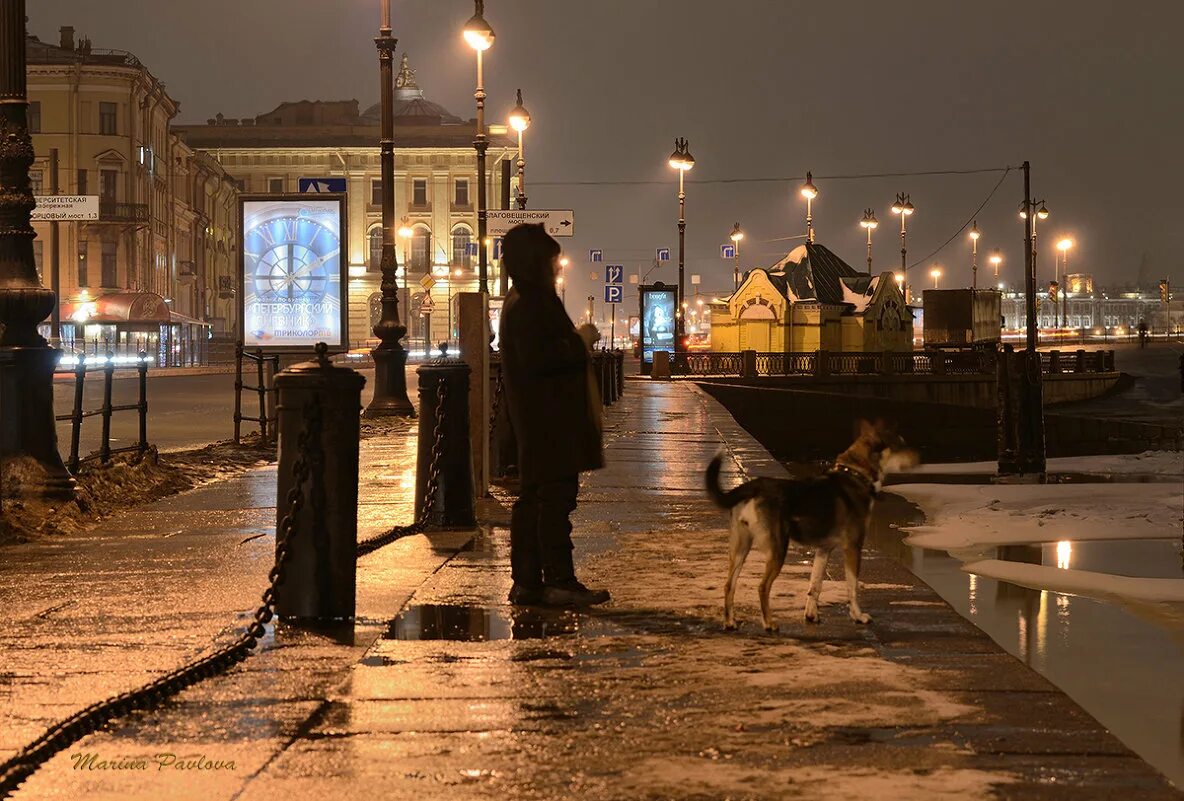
29;0;1184;306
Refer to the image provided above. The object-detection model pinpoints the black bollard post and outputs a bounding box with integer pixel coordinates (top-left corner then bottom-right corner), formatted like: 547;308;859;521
416;358;476;528
274;344;365;621
615;350;625;397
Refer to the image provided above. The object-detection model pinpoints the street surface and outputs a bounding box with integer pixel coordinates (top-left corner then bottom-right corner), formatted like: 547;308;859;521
3;381;1178;799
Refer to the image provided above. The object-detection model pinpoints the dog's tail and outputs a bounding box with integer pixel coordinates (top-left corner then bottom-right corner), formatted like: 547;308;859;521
705;454;749;509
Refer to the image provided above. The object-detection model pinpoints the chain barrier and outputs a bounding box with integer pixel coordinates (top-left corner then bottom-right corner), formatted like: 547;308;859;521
0;399;324;799
355;380;449;557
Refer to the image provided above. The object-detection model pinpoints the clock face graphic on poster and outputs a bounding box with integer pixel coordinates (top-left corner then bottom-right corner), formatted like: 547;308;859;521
241;199;343;347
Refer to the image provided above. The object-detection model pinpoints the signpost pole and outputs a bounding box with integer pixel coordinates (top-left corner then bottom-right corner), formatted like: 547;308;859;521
49;147;60;346
611;304;616;350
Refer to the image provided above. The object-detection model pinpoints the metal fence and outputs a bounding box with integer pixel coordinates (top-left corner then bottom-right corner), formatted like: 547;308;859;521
54;352;149;471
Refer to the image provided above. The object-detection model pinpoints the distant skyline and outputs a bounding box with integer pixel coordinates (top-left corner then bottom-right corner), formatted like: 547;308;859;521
28;0;1184;309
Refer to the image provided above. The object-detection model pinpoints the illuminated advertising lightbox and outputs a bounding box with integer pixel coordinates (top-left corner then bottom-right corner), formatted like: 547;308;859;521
640;284;676;369
240;195;347;349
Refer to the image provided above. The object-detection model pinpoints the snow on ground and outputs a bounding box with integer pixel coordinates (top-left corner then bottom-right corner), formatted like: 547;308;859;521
901;450;1184;477
963;559;1184;604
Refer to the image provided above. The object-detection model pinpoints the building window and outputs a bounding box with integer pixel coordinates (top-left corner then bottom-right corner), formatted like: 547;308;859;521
454;179;469;207
370;179;382;206
411;227;430;271
412;179;428;208
100;241;117;288
77;169;87;194
451;227;472;267
100;169;118;202
77;240;88;287
268;177;285;194
30;170;43;195
99;102;117;136
368;226;383;272
28;101;40;133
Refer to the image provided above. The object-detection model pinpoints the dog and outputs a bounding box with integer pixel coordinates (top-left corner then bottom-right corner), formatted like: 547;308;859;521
705;420;917;632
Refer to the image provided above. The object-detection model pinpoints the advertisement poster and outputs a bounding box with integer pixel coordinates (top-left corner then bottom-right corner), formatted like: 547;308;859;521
241;196;347;349
640;285;676;366
488;297;504;351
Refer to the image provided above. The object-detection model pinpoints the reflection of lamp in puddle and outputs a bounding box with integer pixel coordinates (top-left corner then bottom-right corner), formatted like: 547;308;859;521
1055;540;1072;570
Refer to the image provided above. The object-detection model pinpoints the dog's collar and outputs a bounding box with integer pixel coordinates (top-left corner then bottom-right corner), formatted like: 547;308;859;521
830;461;879;494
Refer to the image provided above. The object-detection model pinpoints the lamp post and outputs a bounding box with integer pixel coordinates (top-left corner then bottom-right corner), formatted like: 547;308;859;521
0;0;73;498
364;0;414;418
558;255;568;310
990;249;1003;281
668;138;694;351
1019;199;1049;332
464;0;494;294
729;222;743;290
398;219;415;344
1056;238;1072;329
800;171;818;243
508;88;530;210
859;208;878;273
930;267;942;289
969;220;980;290
891;193;915;303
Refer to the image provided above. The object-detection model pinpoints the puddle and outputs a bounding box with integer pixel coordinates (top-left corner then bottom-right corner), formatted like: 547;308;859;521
384;604;625;642
977;538;1184;580
884;472;1179;486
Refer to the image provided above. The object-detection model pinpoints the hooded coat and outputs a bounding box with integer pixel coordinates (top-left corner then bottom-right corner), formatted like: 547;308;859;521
499;271;604;484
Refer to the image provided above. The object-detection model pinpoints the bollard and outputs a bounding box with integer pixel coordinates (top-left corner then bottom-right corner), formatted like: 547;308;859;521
615;350;625;397
600;351;613;405
608;350;620;402
652;351;672;380
274;344;365;621
416;359;476;528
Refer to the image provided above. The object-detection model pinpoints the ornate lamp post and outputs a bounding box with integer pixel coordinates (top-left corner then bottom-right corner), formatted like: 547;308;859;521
364;0;414;418
969;220;980;289
729;222;743;290
800;171;818;242
508;89;530;210
891;193;915;303
1056;237;1072;329
668;138;694;351
0;0;73;498
859;208;878;273
930;266;943;289
464;1;495;295
990;249;1003;283
558;255;568;309
1019;199;1049;331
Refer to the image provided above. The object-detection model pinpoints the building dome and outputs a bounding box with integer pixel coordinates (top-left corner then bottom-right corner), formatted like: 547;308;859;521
360;54;464;126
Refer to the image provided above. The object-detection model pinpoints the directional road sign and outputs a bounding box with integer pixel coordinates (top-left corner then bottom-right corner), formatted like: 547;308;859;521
589;249;603;263
721;244;736;259
657;248;670;262
299;177;347;193
605;265;624;284
486;209;575;237
604;285;624;304
32;195;99;221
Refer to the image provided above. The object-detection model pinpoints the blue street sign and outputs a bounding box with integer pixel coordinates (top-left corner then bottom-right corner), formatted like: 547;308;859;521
493;238;504;260
604;284;624;304
298;177;347;193
721;244;737;259
657;248;670;262
465;241;479;256
589;249;603;263
605;265;624;284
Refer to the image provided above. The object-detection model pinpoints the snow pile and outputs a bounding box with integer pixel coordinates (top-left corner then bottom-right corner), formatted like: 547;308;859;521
962;559;1184;603
902;450;1184;477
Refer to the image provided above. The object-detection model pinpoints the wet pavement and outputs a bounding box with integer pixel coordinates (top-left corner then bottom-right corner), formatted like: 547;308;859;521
4;380;1181;798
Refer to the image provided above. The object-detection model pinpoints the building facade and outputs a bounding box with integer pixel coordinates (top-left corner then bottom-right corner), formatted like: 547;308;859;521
26;27;239;362
175;56;516;350
710;243;913;353
1000;273;1181;334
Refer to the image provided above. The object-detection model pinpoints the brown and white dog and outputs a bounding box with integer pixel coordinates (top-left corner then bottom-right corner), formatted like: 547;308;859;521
705;420;917;632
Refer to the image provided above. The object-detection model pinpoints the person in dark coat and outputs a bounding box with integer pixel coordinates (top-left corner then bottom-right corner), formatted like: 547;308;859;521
498;223;610;608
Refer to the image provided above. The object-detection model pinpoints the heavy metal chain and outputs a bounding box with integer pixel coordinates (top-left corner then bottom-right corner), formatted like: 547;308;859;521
0;399;323;798
355;380;448;557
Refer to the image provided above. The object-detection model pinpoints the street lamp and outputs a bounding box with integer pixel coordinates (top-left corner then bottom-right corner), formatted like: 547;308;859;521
969;220;980;290
508;88;530;210
859;208;878;273
930;266;942;289
729;222;743;290
397;218;415;345
364;0;414;418
891;193;915;303
800;171;818;243
1056;237;1073;329
990;249;1003;280
464;0;495;294
558;255;569;309
668;137;694;352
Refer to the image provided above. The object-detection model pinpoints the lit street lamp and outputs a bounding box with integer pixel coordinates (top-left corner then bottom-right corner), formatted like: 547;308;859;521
558;255;569;309
891;193;915;303
800;171;818;243
1019;200;1049;327
729;222;743;289
1056;237;1073;328
990;249;1003;280
464;0;495;294
930;266;943;289
508;88;530;210
668;138;695;351
859;208;878;273
969;220;980;289
364;0;414;418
